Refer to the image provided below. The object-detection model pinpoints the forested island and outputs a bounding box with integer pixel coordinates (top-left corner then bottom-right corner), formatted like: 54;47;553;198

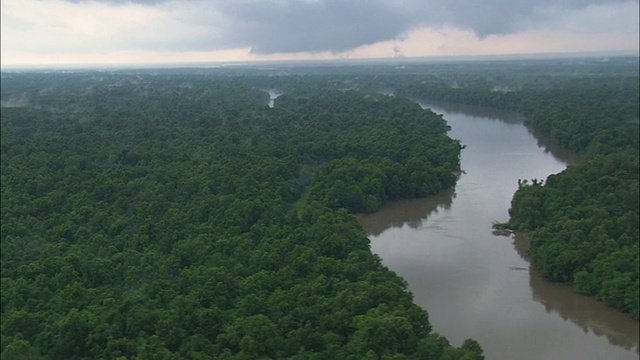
1;56;638;358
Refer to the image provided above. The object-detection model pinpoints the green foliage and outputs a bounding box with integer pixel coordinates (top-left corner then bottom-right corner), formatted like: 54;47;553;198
1;71;469;358
509;151;639;317
309;156;456;213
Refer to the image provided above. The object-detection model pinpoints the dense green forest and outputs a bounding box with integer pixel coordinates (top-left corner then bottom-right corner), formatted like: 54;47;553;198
2;56;638;358
1;72;480;359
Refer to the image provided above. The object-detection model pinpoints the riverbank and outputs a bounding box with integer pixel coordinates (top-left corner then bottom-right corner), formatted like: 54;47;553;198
358;100;638;359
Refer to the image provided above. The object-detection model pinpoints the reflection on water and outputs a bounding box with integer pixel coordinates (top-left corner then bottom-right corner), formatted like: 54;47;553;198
416;99;526;124
526;126;584;165
357;189;454;236
513;233;639;353
422;99;584;166
359;99;638;360
530;269;639;354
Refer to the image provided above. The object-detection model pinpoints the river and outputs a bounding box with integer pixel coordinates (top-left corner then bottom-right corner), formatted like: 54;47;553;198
357;100;639;360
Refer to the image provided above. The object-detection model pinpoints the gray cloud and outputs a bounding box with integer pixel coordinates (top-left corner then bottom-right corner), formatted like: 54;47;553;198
417;0;636;37
63;0;166;4
59;0;638;53
220;0;411;53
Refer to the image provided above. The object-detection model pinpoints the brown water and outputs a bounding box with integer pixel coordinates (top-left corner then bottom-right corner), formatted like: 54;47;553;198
358;100;639;360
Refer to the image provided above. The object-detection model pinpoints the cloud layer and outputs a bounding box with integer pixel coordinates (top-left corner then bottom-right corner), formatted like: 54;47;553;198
1;0;638;64
53;0;637;53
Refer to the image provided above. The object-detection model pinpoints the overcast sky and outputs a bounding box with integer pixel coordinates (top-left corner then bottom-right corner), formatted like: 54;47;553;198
1;0;638;66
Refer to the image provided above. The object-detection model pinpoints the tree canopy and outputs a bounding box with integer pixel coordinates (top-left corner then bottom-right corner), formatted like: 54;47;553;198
1;70;479;359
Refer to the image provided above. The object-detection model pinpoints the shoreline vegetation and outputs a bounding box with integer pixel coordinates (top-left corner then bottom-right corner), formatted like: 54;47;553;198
491;222;513;231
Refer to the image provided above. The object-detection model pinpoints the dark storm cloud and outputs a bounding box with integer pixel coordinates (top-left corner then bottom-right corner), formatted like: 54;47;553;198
60;0;637;53
219;0;411;53
63;0;166;4
415;0;635;37
221;0;635;53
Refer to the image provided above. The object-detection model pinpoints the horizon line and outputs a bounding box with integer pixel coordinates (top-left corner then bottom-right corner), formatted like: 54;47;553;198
2;49;638;71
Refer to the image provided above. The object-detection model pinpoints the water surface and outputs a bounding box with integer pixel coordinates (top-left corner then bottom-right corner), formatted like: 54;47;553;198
358;100;638;360
266;89;282;108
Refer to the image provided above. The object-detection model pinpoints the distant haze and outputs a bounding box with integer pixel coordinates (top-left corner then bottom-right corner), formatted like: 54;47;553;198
1;0;638;66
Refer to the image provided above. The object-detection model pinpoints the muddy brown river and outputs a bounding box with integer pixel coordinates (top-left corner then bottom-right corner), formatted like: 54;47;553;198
358;100;639;360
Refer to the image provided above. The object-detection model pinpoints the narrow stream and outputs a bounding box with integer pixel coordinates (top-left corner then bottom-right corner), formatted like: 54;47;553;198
266;89;282;108
358;100;639;360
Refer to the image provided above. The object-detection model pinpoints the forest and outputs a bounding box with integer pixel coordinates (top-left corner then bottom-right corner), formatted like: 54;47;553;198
1;56;638;358
1;71;479;359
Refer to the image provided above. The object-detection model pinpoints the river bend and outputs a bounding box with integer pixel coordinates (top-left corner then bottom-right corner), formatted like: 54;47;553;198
358;100;639;360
